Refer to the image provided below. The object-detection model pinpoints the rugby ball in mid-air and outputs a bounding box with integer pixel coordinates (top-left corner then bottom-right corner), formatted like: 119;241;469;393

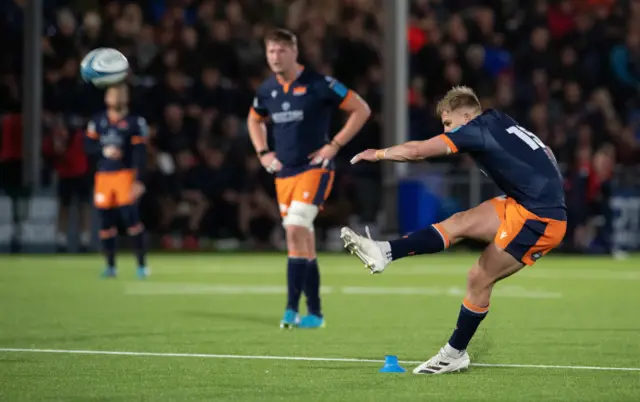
80;48;129;87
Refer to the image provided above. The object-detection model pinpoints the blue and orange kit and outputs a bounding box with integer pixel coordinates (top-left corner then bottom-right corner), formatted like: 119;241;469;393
85;113;148;181
250;68;353;178
438;109;567;221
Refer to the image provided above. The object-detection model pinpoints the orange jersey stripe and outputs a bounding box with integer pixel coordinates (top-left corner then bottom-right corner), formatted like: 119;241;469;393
339;90;354;110
249;107;267;122
438;134;458;153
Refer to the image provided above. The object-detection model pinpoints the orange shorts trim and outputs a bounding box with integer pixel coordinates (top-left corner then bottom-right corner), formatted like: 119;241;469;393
275;169;334;217
490;196;566;265
94;170;135;209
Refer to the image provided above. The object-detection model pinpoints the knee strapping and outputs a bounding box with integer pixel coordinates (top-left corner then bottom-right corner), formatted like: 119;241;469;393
282;201;318;231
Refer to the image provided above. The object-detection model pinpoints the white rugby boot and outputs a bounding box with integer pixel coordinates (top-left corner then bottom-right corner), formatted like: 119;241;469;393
413;344;470;375
340;226;391;274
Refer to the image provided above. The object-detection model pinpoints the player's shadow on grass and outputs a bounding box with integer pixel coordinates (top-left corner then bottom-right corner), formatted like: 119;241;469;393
182;310;275;327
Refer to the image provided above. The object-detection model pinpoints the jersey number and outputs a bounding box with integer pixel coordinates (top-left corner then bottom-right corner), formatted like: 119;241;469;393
506;126;545;150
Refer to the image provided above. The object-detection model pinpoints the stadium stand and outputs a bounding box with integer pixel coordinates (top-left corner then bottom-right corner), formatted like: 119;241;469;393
0;0;638;253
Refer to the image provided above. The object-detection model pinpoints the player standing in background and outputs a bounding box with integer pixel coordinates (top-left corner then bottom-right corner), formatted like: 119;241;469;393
247;29;371;329
343;86;567;373
85;84;149;279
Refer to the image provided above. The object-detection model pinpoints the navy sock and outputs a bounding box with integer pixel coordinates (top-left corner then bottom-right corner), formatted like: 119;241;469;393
131;232;146;267
388;224;449;261
286;257;307;312
304;259;322;317
102;237;116;268
448;299;489;351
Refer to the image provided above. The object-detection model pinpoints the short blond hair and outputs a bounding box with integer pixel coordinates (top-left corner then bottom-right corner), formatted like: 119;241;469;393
436;86;482;116
265;28;298;48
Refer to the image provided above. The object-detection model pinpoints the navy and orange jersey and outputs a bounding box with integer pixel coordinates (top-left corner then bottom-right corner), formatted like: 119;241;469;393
438;109;566;220
85;112;148;180
249;67;353;178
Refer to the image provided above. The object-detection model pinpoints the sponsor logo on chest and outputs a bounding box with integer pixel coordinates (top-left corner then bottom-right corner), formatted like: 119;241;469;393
100;128;125;146
271;101;304;124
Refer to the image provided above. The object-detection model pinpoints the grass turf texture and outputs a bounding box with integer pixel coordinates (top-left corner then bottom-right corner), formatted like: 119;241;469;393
1;252;639;401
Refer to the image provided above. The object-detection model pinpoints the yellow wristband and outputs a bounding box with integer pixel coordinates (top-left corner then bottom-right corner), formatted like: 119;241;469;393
375;149;386;160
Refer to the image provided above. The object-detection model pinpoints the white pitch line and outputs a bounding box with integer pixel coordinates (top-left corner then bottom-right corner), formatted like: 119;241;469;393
1;348;639;372
124;284;562;299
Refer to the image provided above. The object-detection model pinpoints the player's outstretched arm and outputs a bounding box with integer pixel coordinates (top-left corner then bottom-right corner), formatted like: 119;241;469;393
350;135;451;164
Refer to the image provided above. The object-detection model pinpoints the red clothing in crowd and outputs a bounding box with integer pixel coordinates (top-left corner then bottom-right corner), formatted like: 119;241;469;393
42;128;89;178
408;25;428;54
0;114;23;162
547;4;575;39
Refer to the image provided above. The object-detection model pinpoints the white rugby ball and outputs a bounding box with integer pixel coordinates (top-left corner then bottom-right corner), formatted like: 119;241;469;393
80;48;129;87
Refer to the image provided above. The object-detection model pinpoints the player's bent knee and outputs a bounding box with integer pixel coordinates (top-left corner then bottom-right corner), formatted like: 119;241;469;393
440;210;471;241
441;201;501;244
282;201;318;231
467;266;482;286
466;266;492;290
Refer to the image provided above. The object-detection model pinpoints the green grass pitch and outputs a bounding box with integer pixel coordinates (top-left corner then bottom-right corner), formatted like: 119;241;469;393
1;252;639;401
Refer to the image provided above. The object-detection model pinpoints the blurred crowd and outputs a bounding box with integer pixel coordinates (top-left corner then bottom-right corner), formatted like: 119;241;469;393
1;0;639;252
